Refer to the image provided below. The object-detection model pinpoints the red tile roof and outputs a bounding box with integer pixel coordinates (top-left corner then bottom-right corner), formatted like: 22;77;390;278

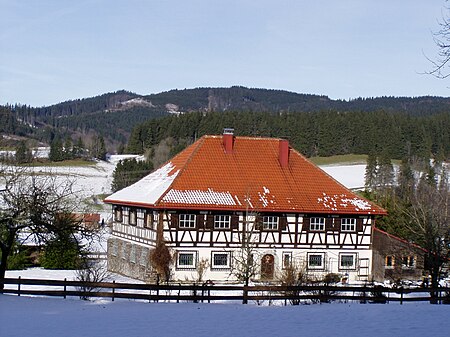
105;135;386;215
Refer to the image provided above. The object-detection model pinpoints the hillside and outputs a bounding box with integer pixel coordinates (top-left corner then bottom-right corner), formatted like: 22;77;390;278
1;86;450;153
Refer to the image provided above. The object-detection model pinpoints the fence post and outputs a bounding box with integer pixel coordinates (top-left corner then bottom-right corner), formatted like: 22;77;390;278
243;285;248;304
400;286;403;305
18;276;21;297
193;283;198;303
112;280;115;302
64;278;67;299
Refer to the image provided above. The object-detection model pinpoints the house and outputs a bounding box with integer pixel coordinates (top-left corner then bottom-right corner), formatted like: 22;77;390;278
104;129;386;283
372;227;426;283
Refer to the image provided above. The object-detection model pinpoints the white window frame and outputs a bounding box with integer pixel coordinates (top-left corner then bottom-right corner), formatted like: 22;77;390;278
307;253;325;270
341;218;356;232
263;216;279;230
179;214;196;228
214;215;231;229
211;251;231;269
339;253;357;270
310;217;325;231
177;251;197;269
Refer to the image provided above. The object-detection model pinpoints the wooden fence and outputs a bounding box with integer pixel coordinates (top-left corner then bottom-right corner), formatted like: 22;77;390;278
1;277;450;305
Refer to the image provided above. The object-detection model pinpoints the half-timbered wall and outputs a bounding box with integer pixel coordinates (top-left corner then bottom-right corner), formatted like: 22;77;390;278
108;205;374;282
163;211;372;250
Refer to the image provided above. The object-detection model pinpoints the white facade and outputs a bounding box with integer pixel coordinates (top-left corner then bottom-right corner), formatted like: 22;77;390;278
107;206;374;283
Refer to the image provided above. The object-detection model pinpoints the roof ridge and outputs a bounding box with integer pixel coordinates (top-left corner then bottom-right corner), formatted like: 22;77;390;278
205;134;283;141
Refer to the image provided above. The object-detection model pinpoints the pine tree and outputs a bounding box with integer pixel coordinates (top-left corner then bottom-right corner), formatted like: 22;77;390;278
49;138;64;162
364;152;378;191
14;141;32;164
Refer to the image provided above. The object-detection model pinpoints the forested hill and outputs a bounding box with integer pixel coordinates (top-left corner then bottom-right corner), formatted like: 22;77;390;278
126;110;450;161
2;86;450;153
12;87;450;120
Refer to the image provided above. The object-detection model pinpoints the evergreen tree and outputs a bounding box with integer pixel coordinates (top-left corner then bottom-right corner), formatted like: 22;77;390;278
63;137;73;160
111;158;153;192
14;141;32;164
377;152;395;192
364;152;378;191
397;156;415;201
90;135;107;161
72;137;85;158
49;138;64;162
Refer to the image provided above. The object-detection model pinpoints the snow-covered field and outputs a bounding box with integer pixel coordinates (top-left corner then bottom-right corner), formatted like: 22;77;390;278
1;293;449;337
3;268;450;337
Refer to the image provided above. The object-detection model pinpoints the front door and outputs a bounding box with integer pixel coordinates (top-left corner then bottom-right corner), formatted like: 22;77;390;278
261;254;275;280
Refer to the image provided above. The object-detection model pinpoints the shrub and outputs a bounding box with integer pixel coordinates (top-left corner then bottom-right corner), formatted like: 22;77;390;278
41;235;83;269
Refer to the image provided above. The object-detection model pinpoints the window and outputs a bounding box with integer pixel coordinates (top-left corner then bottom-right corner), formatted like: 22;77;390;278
310;217;325;231
402;256;415;268
211;252;231;269
385;255;395;269
307;253;324;269
339;254;357;270
179;214;196;228
177;251;197;269
263;216;279;230
341;218;356;231
129;209;137;226
282;252;292;269
144;212;153;229
114;207;123;222
214;215;231;229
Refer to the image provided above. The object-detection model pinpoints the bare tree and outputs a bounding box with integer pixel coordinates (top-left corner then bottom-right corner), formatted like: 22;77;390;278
403;165;449;300
278;260;308;305
229;212;260;287
427;2;450;78
149;211;173;283
75;260;110;300
0;165;93;290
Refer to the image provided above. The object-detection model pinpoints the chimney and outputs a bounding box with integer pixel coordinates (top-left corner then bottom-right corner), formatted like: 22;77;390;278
223;128;234;154
279;139;289;167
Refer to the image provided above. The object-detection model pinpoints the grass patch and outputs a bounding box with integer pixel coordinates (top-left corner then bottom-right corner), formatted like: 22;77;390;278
309;154;368;166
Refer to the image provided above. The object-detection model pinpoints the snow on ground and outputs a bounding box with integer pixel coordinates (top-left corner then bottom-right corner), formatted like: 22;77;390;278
3;268;450;337
1;294;449;337
320;164;366;190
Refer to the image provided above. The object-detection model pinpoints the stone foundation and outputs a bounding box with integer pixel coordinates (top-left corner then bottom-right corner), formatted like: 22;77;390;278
107;237;154;282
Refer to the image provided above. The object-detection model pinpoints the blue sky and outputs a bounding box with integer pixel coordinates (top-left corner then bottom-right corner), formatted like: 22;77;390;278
1;0;449;106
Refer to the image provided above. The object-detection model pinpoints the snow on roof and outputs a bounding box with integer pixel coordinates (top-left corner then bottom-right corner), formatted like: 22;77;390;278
104;162;179;206
317;193;374;213
162;188;237;206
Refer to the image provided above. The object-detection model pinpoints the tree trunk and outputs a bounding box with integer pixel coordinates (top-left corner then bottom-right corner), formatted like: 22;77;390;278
0;246;11;291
